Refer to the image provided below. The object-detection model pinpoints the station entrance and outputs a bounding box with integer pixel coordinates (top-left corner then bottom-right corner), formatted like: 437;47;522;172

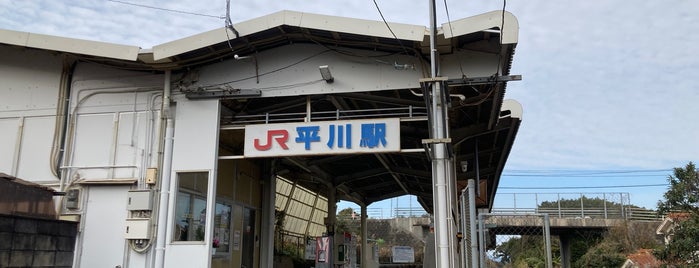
206;83;520;267
159;10;522;267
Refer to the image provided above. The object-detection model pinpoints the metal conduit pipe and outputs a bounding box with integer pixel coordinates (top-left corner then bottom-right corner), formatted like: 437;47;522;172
60;86;161;190
52;59;77;179
459;187;468;268
468;179;479;268
154;70;173;268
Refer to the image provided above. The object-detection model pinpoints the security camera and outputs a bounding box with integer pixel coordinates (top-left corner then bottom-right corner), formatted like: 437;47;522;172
460;161;468;172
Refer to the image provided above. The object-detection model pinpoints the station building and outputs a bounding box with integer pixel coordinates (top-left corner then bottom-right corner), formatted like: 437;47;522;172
0;10;521;268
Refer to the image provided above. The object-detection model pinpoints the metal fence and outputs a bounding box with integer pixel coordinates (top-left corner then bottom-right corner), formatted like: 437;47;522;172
491;192;661;221
276;216;429;267
341;206;429;219
478;213;553;268
277;231;308;260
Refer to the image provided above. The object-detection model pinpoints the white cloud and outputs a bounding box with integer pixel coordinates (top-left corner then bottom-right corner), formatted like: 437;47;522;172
502;1;699;170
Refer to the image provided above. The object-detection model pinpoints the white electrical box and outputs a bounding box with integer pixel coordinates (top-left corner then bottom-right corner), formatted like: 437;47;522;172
65;189;80;210
127;190;153;211
146;168;158;185
125;218;151;239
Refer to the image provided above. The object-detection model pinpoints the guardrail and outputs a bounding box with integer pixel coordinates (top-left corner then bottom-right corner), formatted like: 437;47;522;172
625;207;664;221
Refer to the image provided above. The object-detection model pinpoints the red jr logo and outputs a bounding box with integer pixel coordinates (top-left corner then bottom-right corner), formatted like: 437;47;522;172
254;130;289;151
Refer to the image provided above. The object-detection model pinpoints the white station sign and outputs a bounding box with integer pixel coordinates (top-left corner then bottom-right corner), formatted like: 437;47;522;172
244;118;400;157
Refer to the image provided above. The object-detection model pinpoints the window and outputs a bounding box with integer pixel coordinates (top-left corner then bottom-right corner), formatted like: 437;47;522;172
173;172;209;242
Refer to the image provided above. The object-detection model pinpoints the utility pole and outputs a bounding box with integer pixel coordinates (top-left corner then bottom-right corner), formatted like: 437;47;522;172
423;0;455;267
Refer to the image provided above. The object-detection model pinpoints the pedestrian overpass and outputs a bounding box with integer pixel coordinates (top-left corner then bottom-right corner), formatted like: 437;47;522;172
474;192;663;268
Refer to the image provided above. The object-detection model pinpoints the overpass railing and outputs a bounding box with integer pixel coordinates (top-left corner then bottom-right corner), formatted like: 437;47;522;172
492;192;662;221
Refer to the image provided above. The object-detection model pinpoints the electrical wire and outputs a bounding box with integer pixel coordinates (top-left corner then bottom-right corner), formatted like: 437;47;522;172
195;49;332;88
207;79;324;92
107;0;224;19
495;0;507;76
457;83;496;106
443;0;465;78
250;79;324;90
505;169;672;173
372;0;410;56
502;169;672;177
499;184;669;190
224;0;239;52
503;174;668;178
300;32;425;75
303;34;401;58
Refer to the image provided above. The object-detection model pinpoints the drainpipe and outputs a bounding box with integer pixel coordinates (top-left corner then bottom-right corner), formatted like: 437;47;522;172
56;59;76;180
154;70;173;268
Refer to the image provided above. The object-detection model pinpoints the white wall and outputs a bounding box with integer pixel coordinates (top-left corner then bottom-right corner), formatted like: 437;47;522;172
0;46;61;182
65;63;163;184
17;116;57;181
0;44;166;268
193;43;422;97
0;47;164;185
0;117;21;175
164;99;220;268
63;64;163;267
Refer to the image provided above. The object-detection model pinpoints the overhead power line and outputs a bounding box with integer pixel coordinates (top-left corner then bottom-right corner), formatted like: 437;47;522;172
503;174;668;178
499;184;669;190
501;169;672;177
505;168;671;173
107;0;224;19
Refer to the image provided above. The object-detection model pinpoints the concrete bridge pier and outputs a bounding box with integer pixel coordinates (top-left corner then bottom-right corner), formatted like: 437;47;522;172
559;234;571;268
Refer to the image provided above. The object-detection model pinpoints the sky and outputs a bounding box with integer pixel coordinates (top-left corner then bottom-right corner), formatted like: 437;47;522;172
1;0;697;210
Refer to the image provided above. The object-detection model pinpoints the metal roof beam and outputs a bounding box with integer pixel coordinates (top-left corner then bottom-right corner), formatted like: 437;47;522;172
336;168;390;186
446;75;521;87
338;93;423;107
374;154;410;195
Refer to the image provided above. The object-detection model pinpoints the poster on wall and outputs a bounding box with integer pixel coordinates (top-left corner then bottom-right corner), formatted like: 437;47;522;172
391;246;415;263
233;230;241;251
316;236;330;263
304;238;317;260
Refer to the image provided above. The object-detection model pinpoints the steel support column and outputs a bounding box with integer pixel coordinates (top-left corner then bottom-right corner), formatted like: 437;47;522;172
428;0;455;267
326;187;337;266
361;205;369;268
260;160;276;268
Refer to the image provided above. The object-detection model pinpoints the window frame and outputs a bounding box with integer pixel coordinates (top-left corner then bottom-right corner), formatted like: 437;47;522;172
171;171;210;244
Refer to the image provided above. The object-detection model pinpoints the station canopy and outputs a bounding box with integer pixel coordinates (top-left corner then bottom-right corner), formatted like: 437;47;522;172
199;11;522;213
4;10;522;213
178;11;523;213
